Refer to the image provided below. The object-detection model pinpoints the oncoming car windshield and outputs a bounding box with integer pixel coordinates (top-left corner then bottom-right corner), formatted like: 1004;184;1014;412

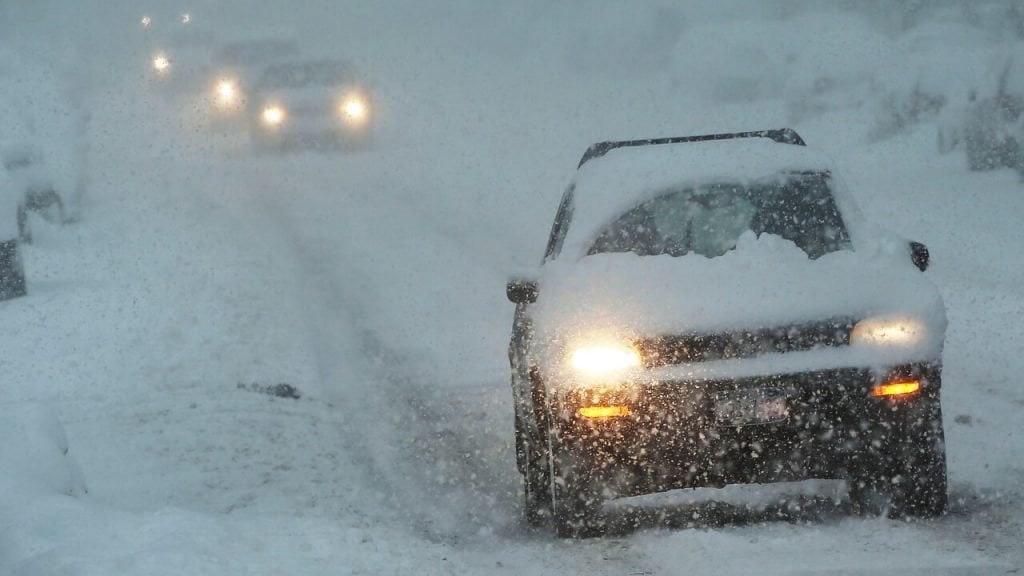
587;171;851;260
256;60;358;89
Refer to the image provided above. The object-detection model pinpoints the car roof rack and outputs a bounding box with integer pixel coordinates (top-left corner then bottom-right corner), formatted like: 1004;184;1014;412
577;128;806;168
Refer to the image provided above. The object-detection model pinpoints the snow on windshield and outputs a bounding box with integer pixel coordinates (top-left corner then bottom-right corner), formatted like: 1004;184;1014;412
561;139;845;260
587;172;851;260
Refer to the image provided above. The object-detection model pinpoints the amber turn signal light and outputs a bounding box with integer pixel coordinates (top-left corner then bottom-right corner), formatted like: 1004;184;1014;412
578;405;632;419
871;380;921;398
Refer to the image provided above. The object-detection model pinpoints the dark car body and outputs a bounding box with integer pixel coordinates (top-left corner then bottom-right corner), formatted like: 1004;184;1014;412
506;130;948;537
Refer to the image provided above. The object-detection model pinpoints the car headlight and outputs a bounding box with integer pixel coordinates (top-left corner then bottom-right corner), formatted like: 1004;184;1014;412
569;344;641;375
215;79;239;106
152;53;171;73
262;105;286;126
850;315;926;347
339;94;369;126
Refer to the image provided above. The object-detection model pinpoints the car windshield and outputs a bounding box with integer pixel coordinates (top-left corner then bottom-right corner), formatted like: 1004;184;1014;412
215;40;300;69
588;172;851;259
257;61;356;89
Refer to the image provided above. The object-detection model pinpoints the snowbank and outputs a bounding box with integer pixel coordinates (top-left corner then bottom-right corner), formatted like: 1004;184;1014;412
0;404;87;499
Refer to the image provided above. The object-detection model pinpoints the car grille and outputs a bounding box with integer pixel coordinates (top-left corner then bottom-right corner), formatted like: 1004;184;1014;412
635;317;855;367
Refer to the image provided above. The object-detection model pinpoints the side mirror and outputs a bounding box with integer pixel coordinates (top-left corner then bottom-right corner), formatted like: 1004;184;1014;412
506;278;538;304
909;241;929;272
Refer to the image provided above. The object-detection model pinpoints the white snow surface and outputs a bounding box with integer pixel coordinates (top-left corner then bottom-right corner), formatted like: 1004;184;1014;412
2;1;1024;575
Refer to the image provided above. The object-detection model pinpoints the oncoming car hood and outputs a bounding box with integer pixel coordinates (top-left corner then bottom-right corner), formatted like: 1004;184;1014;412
530;231;946;378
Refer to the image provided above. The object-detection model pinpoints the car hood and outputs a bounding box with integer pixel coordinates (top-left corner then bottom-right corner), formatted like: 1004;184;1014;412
532;232;946;359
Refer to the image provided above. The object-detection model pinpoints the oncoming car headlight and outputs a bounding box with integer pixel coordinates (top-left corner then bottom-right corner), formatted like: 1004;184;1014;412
214;79;239;106
261;105;286;127
850;315;927;347
569;344;641;375
152;53;171;74
339;94;370;126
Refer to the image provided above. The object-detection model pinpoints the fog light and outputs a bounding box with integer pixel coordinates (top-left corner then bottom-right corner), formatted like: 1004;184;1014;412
578;405;632;419
871;380;921;398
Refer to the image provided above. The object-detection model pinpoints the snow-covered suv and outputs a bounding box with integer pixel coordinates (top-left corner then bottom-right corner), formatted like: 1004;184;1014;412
506;130;947;537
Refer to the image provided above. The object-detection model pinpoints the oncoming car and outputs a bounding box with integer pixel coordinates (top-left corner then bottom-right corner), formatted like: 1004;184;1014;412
201;37;302;133
506;130;947;537
140;10;217;96
247;59;373;152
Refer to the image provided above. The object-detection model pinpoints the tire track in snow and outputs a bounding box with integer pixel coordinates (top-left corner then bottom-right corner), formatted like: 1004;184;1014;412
228;157;516;542
231;155;660;575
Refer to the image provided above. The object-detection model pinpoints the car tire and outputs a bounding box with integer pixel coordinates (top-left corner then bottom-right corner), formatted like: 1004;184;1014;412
17;203;32;244
937;126;959;155
848;394;947;519
523;434;551;527
548;430;604;538
0;239;27;301
515;411;551;527
965;132;998;171
888;396;948;518
1003;137;1022;172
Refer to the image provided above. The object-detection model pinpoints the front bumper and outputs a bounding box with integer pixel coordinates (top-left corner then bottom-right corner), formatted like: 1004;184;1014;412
251;120;372;149
550;362;941;498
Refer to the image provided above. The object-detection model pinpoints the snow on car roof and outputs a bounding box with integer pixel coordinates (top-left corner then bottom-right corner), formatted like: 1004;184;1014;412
561;138;840;259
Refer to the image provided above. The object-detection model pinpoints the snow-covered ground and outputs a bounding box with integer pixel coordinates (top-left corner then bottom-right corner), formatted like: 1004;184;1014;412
2;1;1024;574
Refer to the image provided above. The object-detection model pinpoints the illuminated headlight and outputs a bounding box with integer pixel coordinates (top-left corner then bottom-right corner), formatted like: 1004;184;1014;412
850;316;926;347
570;345;641;375
339;94;370;126
152;54;171;73
215;79;239;106
141;15;152;28
262;105;286;126
181;13;191;24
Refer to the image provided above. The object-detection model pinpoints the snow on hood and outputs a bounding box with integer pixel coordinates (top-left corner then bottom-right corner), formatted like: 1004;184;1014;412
533;231;946;367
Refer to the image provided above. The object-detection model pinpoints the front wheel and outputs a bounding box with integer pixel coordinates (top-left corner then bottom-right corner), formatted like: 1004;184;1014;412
849;394;947;518
0;239;27;301
889;396;947;518
523;437;551;527
516;412;551;527
17;203;31;244
549;430;604;538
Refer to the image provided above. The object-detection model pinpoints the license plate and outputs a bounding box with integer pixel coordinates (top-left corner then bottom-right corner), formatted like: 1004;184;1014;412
714;387;788;427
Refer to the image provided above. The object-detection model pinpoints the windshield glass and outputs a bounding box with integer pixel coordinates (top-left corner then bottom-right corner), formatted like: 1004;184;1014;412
588;172;851;259
257;61;356;89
